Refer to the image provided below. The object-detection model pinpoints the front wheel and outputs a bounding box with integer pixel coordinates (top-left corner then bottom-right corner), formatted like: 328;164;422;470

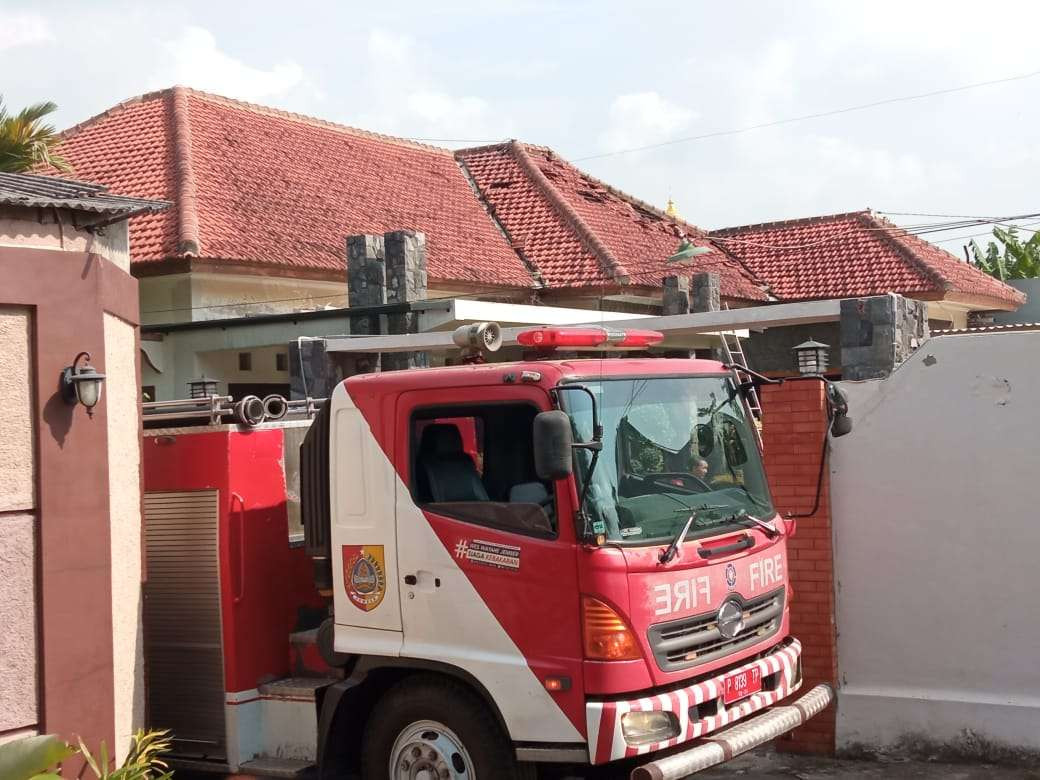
360;675;534;780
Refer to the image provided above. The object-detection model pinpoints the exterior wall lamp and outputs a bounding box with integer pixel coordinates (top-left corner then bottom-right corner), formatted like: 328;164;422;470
793;339;830;375
666;238;712;264
61;351;106;417
188;377;219;398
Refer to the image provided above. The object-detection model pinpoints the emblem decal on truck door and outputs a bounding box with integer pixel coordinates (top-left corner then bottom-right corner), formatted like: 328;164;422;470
342;545;387;611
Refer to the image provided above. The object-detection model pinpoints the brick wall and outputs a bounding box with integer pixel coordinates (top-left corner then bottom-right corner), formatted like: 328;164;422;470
761;380;837;755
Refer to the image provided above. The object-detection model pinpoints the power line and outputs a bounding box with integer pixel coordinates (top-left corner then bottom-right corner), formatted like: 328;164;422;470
571;67;1040;163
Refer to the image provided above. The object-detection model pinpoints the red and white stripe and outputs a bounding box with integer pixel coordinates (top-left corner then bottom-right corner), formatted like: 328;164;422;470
586;639;802;764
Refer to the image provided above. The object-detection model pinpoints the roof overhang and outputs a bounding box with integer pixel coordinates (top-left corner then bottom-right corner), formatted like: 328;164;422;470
323;298;837;354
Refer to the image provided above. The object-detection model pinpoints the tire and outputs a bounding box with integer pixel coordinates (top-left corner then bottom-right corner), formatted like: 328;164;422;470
360;674;534;780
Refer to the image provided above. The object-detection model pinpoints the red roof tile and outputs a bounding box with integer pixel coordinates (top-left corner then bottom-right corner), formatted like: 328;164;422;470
456;142;768;301
713;211;1025;308
56;87;534;287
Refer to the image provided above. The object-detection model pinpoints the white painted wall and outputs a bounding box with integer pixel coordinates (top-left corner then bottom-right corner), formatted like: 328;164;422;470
104;313;145;762
140;272;348;325
830;331;1040;755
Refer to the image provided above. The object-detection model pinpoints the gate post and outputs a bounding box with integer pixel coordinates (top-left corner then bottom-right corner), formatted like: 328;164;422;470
761;380;837;756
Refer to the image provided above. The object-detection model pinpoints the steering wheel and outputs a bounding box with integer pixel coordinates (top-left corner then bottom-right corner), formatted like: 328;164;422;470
646;471;712;493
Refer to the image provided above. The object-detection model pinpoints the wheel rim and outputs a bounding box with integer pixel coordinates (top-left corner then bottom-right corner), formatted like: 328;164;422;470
389;719;476;780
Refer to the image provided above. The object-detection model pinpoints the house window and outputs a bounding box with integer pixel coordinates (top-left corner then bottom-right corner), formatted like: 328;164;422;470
238;352;252;371
410;403;555;538
276;352;288;372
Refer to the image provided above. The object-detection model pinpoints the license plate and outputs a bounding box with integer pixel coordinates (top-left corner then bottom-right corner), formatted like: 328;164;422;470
722;666;762;704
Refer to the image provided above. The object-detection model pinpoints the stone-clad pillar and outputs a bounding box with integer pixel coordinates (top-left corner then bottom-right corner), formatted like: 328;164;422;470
691;271;721;313
840;294;928;380
383;230;429;371
662;275;690;315
345;234;386;375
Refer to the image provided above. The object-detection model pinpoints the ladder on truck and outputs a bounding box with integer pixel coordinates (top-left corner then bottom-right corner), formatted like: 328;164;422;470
717;305;763;445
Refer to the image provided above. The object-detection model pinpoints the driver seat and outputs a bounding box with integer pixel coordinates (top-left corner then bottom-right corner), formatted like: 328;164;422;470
417;424;489;503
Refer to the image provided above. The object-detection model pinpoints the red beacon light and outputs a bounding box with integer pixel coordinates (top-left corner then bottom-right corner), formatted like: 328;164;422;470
516;326;664;351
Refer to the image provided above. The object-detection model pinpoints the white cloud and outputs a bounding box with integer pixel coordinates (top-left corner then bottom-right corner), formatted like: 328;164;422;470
0;11;54;51
598;92;696;153
152;26;316;102
351;28;512;141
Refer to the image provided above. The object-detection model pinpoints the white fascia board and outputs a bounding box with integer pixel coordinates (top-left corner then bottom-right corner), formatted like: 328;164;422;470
420;298;649;332
325;299;839;353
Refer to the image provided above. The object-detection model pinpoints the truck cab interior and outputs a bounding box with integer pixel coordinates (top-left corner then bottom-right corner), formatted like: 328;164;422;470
411;403;556;537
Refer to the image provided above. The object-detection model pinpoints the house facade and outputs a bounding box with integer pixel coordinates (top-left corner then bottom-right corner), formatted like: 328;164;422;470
53;86;1023;395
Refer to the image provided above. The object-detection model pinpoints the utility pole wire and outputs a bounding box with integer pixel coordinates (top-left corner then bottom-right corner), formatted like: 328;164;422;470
571;68;1040;163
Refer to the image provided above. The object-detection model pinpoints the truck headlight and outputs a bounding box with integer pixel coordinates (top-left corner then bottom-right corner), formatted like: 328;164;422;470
621;710;680;746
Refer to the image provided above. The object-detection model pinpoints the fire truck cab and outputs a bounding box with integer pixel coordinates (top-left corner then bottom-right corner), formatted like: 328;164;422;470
298;331;834;779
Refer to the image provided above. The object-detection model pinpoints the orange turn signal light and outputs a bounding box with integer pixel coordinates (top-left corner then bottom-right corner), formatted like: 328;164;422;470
543;676;571;692
582;596;641;661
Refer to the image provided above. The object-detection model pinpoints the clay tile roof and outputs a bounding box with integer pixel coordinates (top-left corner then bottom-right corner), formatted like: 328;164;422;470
456;141;768;301
54;86;533;287
713;210;1025;308
0;170;168;220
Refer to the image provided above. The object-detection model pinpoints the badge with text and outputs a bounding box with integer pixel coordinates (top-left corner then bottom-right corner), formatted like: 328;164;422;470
342;545;387;612
454;538;521;571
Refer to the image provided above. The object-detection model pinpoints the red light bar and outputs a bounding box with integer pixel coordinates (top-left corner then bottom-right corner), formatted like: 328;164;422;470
516;327;664;351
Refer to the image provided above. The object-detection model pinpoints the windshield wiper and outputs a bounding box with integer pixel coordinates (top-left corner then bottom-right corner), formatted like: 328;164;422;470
728;509;780;539
659;512;696;564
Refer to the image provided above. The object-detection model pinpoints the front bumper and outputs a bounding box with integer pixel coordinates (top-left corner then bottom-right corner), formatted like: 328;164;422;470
586;638;803;764
630;683;833;779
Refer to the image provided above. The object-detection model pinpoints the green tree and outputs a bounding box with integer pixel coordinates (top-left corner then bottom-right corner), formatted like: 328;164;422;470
969;226;1040;281
0;96;70;174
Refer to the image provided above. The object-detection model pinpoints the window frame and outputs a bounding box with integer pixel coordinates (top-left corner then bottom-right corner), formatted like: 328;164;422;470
407;399;559;541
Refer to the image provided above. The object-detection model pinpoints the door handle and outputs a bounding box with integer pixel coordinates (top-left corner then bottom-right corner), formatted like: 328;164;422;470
230;492;246;603
404;572;441;589
698;535;754;559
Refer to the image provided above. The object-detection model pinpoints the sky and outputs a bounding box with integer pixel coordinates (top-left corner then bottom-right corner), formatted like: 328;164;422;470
3;0;1039;254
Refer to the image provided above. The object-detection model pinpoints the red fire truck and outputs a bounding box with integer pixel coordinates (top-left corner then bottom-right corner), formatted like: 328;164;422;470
141;325;840;780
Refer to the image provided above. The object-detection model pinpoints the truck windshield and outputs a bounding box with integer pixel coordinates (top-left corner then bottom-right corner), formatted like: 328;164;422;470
563;375;775;545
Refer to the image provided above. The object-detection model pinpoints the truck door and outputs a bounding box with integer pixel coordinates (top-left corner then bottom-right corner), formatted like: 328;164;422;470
329;382;403;644
393;386;586;744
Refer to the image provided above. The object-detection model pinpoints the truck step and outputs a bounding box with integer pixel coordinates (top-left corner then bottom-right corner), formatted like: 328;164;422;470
238;757;317;778
259;676;338;701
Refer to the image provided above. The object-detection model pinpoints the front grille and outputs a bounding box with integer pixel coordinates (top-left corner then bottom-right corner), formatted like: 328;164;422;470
648;587;785;672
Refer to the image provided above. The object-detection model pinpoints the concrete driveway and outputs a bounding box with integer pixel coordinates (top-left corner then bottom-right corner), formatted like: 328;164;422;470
542;747;1040;779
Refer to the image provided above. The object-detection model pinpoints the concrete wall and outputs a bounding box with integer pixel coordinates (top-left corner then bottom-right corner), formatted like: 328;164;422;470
104;313;145;759
0;306;38;739
830;331;1040;758
0;206;130;272
139;271;348;325
1;204;143;761
993;279;1040;325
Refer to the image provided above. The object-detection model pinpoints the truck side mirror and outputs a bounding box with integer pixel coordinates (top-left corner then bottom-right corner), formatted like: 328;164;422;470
533;410;573;481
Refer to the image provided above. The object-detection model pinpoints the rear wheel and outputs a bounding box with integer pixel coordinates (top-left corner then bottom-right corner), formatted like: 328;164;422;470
360;675;533;780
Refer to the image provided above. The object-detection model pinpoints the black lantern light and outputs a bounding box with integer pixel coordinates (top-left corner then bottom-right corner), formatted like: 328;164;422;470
61;351;106;417
793;339;830;375
187;376;219;399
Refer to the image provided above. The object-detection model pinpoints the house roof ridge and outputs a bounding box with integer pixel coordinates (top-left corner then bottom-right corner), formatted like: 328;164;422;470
181;86;455;155
712;210;873;235
507;141;632;284
552;156;771;290
864;211;962;291
61;86;456;156
169;86;202;257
